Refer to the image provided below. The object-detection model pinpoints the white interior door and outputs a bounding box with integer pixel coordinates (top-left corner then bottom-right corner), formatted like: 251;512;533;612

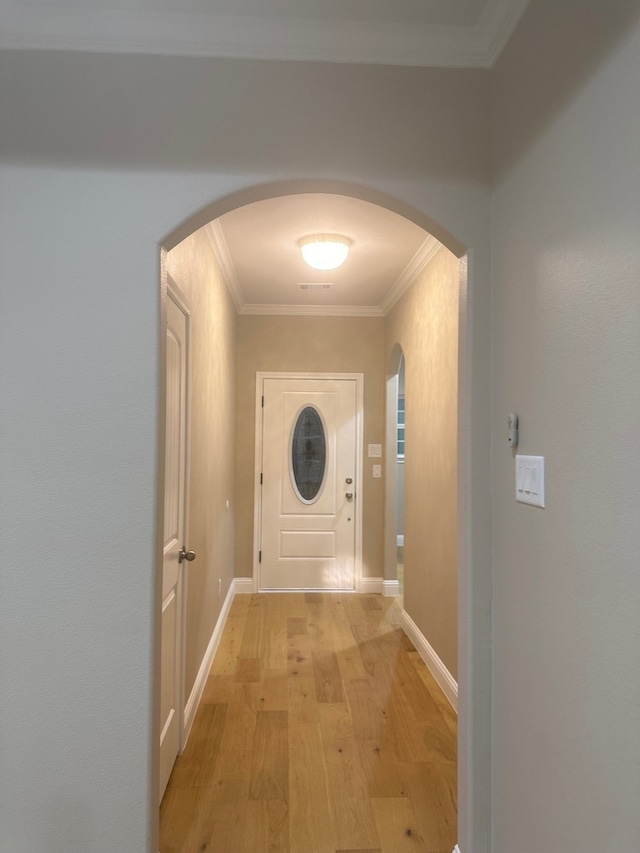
259;376;358;590
159;289;188;801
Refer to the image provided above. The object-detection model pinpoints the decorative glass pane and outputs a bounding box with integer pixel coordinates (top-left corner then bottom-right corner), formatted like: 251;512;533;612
291;406;326;502
397;395;405;457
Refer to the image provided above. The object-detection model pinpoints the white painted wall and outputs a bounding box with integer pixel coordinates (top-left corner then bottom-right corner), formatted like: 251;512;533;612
0;56;493;852
5;13;637;849
490;3;640;850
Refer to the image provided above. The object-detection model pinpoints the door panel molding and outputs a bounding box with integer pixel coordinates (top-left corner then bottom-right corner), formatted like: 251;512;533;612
159;278;191;802
167;276;191;755
253;372;364;592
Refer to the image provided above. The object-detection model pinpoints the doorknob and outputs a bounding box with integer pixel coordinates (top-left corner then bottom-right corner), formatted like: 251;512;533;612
345;492;354;500
179;547;196;563
345;477;353;484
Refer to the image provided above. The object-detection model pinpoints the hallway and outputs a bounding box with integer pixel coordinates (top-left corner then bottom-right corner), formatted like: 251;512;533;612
160;593;457;852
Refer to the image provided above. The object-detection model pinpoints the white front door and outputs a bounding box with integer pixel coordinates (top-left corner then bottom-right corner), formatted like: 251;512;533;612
259;376;360;590
159;287;189;801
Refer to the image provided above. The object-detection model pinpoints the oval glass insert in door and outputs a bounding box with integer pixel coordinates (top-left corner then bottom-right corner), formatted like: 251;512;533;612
291;406;327;502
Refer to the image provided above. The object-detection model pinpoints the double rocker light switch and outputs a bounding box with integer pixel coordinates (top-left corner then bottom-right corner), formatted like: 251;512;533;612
516;455;545;508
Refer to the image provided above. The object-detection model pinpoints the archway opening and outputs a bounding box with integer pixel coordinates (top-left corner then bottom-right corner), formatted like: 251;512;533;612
156;179;474;852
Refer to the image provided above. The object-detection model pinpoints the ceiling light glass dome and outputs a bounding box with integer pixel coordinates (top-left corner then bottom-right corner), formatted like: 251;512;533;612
299;234;351;271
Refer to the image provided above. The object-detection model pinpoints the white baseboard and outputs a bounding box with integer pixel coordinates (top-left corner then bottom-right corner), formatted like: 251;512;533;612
401;608;458;712
233;576;255;594
182;578;236;747
397;534;405;546
359;576;383;594
382;579;401;597
453;846;461;853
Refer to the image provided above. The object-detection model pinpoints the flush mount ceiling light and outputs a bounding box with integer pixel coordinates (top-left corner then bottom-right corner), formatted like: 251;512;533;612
299;234;351;271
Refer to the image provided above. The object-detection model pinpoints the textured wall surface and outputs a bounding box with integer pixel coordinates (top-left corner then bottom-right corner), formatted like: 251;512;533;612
490;3;640;850
385;247;459;678
166;228;237;702
235;314;385;581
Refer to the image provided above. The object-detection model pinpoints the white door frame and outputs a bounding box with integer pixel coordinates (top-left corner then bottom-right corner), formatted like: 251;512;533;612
384;368;401;586
253;371;364;592
165;277;190;756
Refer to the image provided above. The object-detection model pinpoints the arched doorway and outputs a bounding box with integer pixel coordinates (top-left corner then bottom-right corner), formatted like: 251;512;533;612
157;180;482;853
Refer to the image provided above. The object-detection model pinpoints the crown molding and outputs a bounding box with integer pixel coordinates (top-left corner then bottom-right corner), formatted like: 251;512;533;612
204;220;243;312
379;235;442;316
239;304;384;317
208;221;441;318
0;2;530;68
478;0;530;66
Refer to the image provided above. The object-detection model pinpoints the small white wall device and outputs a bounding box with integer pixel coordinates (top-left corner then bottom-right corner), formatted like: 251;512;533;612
508;413;519;448
516;455;545;507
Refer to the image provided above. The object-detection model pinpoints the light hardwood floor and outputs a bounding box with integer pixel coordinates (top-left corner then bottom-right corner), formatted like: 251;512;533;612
160;593;457;853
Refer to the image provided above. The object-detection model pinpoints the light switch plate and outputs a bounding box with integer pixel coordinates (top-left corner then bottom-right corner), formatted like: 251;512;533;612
368;444;382;458
372;464;382;478
516;455;545;507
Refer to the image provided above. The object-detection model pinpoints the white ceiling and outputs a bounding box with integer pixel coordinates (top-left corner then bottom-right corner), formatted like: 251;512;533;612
206;194;442;316
0;0;530;67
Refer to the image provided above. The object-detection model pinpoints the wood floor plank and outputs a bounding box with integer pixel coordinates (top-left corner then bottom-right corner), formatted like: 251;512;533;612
397;760;457;851
319;702;381;851
385;683;435;764
287;616;308;638
305;592;325;603
360;594;383;611
240;594;268;658
201;673;240;703
159;786;208;853
313;650;345;703
249;710;289;801
210;599;249;675
288;721;335;853
322;599;369;681
407;650;458;735
243;666;288;713
393;651;443;723
288;668;319;724
339;592;371;626
242;799;289;853
287;630;313;674
371;797;428;852
168;702;227;788
335;642;369;682
195;702;256;852
235;657;261;683
344;677;406;798
194;774;249;853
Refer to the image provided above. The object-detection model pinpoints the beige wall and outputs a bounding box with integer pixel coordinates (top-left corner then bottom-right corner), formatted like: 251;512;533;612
166;228;237;702
236;314;385;580
385;247;459;678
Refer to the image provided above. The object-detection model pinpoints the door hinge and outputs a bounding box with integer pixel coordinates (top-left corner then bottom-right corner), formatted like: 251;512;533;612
260;472;263;485
259;550;262;563
261;395;264;407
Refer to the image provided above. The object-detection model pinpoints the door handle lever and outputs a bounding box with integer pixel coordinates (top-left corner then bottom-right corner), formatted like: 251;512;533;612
179;547;196;563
